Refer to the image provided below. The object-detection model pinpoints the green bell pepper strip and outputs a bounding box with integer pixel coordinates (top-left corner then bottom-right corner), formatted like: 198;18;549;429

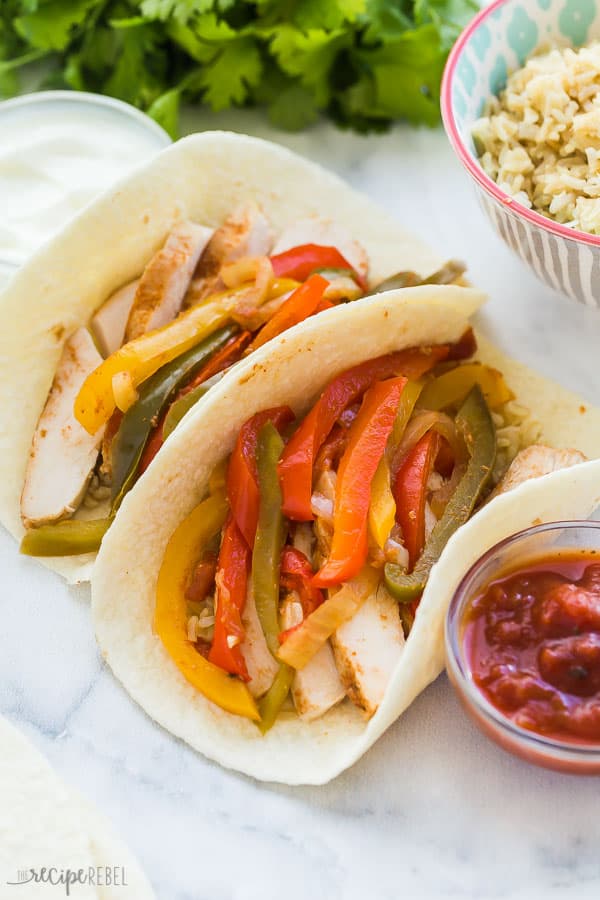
422;260;466;285
20;517;112;557
384;385;496;602
371;260;466;295
252;422;286;657
162;382;209;440
314;266;356;280
371;271;422;292
111;325;237;510
252;421;293;732
257;664;294;734
390;379;424;448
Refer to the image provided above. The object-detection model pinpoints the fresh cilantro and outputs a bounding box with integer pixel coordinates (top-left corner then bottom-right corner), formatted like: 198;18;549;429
14;0;101;51
147;86;180;137
196;37;262;110
1;0;477;131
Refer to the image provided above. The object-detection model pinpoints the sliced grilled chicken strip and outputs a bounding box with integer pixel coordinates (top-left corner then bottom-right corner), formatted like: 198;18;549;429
184;206;273;307
281;596;345;721
124;221;213;341
491;445;587;498
90;279;139;357
21;329;105;528
331;583;405;718
240;585;279;699
271;217;369;284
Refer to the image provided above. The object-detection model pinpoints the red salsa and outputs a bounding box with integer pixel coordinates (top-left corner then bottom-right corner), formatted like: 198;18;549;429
463;552;600;743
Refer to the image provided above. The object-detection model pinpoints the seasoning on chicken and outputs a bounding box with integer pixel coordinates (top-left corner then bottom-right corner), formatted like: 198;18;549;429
21;329;105;528
125;221;213;341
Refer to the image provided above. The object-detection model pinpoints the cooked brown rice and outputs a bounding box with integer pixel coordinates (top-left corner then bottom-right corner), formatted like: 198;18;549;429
472;42;600;234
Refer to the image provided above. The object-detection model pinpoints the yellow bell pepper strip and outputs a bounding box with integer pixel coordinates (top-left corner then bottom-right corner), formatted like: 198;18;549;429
20;517;111;556
252;422;287;657
313;376;407;588
208;458;228;495
75;288;247;436
385;386;496;603
368;456;396;550
154;493;260;721
418;363;514;412
112;371;138;413
278;567;379;670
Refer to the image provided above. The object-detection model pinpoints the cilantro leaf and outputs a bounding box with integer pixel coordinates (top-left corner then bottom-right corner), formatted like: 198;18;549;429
197;37;262;110
14;0;102;51
291;0;367;31
147;86;180;137
268;82;319;131
269;25;350;106
140;0;211;24
359;24;446;125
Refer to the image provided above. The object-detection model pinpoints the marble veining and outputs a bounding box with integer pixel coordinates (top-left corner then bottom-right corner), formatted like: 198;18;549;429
2;110;600;900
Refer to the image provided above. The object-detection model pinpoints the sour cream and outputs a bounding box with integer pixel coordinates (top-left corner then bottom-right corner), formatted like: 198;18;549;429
0;91;170;286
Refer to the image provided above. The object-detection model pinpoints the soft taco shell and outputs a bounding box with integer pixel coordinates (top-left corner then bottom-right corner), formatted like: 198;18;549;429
0;131;445;584
0;715;154;898
91;288;600;785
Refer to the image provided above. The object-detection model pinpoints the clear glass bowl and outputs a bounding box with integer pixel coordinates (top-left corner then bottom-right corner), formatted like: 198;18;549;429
445;520;600;774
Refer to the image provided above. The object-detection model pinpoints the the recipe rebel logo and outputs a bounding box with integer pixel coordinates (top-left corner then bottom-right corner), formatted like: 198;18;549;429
6;866;128;895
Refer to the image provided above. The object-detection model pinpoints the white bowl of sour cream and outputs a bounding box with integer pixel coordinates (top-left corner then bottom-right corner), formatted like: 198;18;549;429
0;90;171;286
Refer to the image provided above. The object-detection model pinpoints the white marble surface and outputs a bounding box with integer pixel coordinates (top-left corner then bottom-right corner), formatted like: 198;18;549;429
2;110;600;900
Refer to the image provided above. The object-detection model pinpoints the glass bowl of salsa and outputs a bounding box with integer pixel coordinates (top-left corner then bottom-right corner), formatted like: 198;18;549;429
446;520;600;773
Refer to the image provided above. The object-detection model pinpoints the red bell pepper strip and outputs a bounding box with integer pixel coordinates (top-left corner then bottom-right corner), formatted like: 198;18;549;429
177;330;252;397
278;546;325;643
447;327;477;361
278;346;450;522
393;430;440;571
185;553;218;604
271;243;367;290
313;376;407;587
314;423;352;473
314;297;336;313
227;406;295;548
208;515;250;680
137;332;252;476
137;416;166;476
248;274;328;352
281;546;324;617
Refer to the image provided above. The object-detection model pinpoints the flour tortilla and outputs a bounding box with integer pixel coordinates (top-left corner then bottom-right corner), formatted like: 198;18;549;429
91;288;600;785
0;131;444;584
0;715;154;899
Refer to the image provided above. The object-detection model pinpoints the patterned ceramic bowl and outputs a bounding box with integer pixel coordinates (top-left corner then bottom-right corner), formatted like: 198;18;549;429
441;0;600;308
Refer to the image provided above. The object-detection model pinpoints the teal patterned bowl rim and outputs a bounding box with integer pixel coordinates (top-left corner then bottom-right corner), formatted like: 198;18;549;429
441;0;600;249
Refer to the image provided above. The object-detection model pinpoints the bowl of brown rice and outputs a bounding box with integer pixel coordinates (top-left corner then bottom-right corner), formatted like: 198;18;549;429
442;0;600;307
